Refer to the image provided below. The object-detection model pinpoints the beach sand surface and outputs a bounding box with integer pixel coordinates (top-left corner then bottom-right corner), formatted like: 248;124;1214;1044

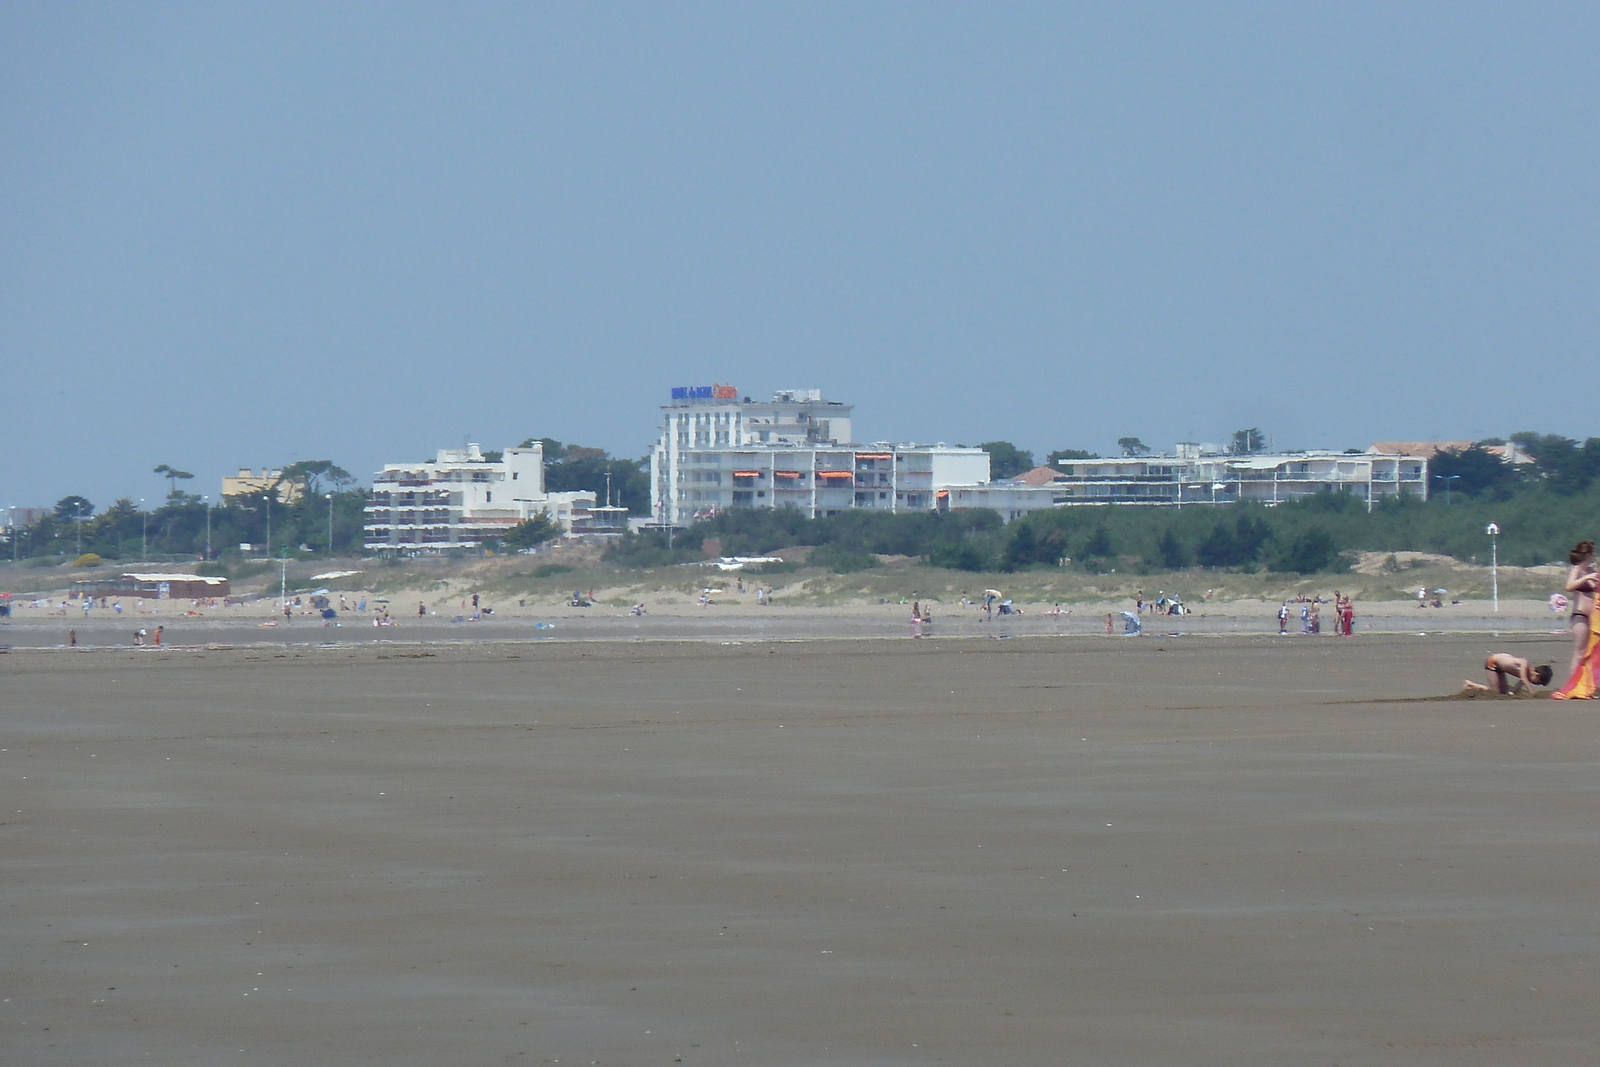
3;632;1595;1065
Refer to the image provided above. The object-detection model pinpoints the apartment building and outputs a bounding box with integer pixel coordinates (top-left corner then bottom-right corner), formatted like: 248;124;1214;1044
650;387;989;525
1048;445;1429;508
363;443;595;551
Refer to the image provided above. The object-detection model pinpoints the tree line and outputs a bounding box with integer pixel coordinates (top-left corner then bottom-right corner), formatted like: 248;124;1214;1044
5;442;652;565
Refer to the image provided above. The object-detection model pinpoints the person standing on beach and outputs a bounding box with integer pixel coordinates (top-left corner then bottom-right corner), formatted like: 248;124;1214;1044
419;601;426;617
1277;602;1289;635
153;625;163;647
1309;599;1321;634
1566;540;1597;675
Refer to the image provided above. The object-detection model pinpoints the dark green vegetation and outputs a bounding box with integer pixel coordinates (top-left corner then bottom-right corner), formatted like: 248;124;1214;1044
607;436;1600;575
501;514;559;550
11;488;369;564
521;439;651;514
978;441;1034;480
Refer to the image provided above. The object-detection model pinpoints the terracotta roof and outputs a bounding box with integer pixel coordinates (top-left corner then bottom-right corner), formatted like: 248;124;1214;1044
1368;441;1474;458
1012;465;1067;486
1369;441;1529;462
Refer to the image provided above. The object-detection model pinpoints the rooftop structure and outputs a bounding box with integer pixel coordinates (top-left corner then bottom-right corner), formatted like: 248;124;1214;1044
364;443;595;552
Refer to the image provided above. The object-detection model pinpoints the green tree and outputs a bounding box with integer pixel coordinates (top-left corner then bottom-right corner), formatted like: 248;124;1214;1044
1117;437;1150;457
1229;428;1266;455
55;495;93;521
153;464;194;498
532;441;651;514
1431;444;1514;498
979;441;1035;480
504;513;559;550
1156;527;1190;569
279;460;353;496
1270;526;1343;573
1509;432;1600;495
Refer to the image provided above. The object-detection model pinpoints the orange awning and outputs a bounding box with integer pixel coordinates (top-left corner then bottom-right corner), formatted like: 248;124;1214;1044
732;470;762;478
935;489;949;499
772;470;802;478
855;452;893;461
816;470;853;479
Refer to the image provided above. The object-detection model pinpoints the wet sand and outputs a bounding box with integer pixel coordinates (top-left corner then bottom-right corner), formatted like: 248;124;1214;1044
0;600;1568;650
4;632;1596;1065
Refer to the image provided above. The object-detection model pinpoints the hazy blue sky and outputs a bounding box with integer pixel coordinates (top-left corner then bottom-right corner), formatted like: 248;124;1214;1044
4;2;1596;509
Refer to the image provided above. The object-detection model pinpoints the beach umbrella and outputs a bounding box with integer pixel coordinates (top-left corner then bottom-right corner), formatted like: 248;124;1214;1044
984;588;1003;599
321;608;337;620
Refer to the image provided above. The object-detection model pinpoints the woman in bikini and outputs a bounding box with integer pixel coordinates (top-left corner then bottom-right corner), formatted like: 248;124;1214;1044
1566;540;1597;676
1463;653;1554;695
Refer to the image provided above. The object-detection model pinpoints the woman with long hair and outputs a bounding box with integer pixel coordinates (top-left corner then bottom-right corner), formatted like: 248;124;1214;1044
1555;540;1600;699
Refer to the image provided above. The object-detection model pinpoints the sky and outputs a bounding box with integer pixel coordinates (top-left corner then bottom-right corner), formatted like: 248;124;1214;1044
4;2;1597;510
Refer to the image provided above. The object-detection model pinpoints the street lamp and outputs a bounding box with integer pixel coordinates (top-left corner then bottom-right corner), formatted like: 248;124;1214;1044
203;495;211;562
139;498;147;560
326;492;334;557
1434;473;1461;505
9;505;16;563
1486;522;1500;613
263;494;271;560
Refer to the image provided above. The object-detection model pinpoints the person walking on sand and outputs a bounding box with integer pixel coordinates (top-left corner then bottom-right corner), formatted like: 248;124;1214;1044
1566;540;1597;676
419;601;427;617
1309;599;1321;635
153;625;163;647
1277;602;1289;635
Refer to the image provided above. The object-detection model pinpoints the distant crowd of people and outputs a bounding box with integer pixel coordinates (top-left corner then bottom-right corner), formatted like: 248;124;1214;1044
1276;593;1356;636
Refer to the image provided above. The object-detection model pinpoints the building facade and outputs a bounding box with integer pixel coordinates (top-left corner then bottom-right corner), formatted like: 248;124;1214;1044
649;387;989;524
1047;447;1429;508
363;443;596;552
221;468;306;504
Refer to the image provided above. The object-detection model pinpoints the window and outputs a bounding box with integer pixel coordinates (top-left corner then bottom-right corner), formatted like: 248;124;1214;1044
485;491;492;502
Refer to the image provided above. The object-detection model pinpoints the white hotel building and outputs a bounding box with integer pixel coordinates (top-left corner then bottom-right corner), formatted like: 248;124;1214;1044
1046;444;1429;507
650;387;990;525
364;443;598;551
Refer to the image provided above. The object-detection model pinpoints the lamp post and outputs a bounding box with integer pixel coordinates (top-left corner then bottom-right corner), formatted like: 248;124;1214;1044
203;496;211;562
1486;522;1500;613
10;505;16;563
263;494;271;560
139;498;147;560
1433;473;1460;505
76;501;88;559
326;492;334;557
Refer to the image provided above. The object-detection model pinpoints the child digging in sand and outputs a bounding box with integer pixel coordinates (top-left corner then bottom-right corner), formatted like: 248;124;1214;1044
1462;653;1554;695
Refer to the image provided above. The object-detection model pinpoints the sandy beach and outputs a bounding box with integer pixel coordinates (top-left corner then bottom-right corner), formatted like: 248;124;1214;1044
4;630;1595;1065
